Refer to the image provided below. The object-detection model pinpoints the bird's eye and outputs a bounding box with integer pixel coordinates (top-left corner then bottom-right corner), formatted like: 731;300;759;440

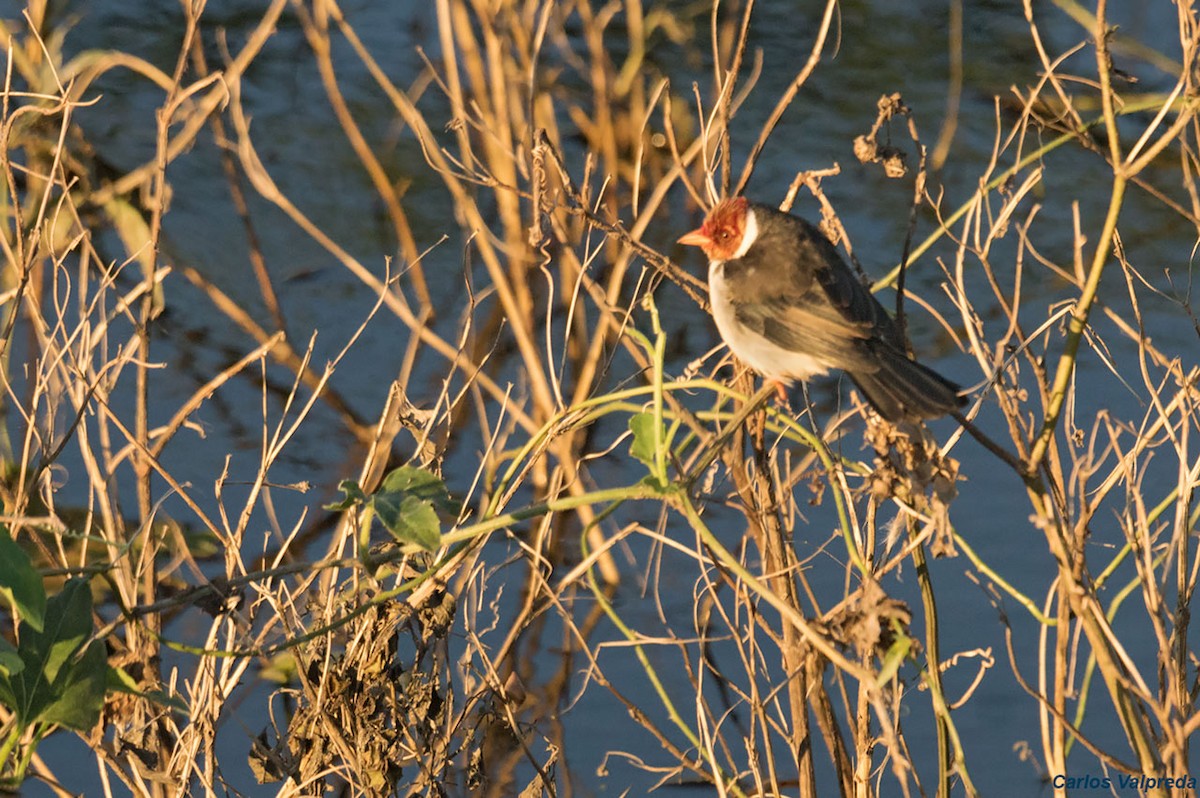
717;230;731;241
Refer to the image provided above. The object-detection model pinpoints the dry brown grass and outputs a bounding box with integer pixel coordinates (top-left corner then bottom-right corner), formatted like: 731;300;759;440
0;1;1198;796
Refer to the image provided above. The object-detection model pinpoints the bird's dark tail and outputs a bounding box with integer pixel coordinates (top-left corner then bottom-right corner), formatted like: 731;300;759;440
850;350;965;422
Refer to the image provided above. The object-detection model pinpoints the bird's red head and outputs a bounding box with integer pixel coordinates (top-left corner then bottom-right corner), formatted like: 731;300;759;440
678;197;749;260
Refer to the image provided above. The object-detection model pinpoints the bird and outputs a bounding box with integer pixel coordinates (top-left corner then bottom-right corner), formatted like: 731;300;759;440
677;196;964;422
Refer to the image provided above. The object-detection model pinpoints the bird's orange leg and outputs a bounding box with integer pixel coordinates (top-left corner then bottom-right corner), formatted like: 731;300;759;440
772;380;791;409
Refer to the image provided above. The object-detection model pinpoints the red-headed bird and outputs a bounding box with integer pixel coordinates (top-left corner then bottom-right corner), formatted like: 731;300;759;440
678;197;964;422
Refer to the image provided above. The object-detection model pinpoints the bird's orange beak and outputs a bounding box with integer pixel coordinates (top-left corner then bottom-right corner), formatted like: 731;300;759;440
677;229;709;248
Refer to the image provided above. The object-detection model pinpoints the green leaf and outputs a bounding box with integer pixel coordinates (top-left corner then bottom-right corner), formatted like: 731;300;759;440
0;532;46;632
379;466;457;513
629;412;661;469
258;652;298;685
324;479;367;511
638;474;669;494
372;494;441;552
107;666;188;714
3;578;102;730
370;466;454;552
0;675;15;718
38;640;104;730
0;638;22;679
105;664;140;693
875;621;913;689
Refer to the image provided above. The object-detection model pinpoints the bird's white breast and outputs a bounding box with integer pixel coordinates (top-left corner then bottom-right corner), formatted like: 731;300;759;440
708;209;829;382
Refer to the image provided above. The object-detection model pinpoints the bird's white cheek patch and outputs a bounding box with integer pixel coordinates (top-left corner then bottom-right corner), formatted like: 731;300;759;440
731;208;759;259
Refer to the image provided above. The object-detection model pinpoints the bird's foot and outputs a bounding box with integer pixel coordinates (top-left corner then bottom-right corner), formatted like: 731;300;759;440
771;380;792;410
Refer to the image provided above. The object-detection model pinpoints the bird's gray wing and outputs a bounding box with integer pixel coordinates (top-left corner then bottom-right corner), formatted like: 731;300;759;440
723;207;898;369
732;292;877;371
781;213;904;350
